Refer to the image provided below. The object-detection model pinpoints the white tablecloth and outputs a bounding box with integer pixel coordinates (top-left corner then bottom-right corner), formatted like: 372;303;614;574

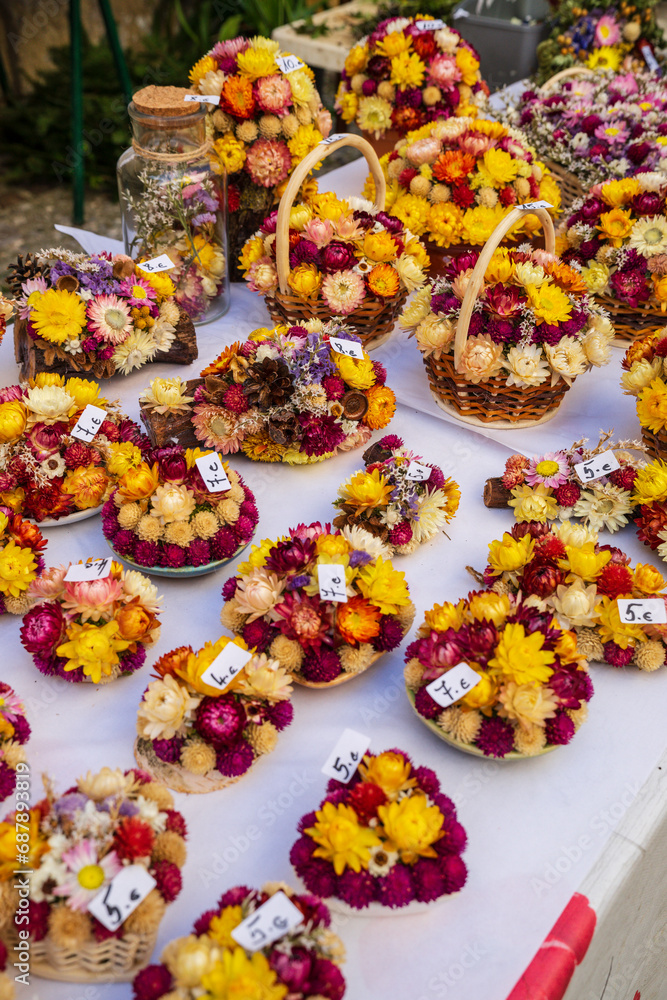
7;160;667;1000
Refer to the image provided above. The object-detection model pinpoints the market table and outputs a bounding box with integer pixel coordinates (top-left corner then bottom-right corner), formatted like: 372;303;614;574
6;156;667;1000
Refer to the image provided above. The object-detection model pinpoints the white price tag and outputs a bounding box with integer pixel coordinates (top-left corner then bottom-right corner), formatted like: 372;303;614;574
200;642;253;692
517;200;553;212
406;460;431;482
137;254;175;274
231;891;303;951
416;18;445;29
574;449;620;484
321;728;370;783
452;8;470;17
88;865;156;931
64;558;112;583
317;564;348;603
276;54;305;73
617;598;667;625
328;336;364;358
71;404;107;442
320;133;347;146
183;93;221;104
195;452;232;493
425;662;481;708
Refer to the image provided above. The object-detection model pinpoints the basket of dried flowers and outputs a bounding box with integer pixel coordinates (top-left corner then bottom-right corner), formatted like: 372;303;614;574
0;511;47;616
400;203;615;427
221;521;415;688
134;635;293;792
483;431;647;534
0;767;187;982
631;458;667;584
240;133;429;351
406;587;594;758
333;434;460;555
0;684;29;805
476;521;667;674
132;881;346;999
621;326;667;459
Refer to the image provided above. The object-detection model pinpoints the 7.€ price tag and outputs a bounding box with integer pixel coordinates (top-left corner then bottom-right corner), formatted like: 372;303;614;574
231;891;303;951
574;449;620;484
617;598;667;625
321;728;370;783
71;404;107;442
195;452;232;493
317;564;347;603
328;336;364;358
425;663;481;709
64;558;112;583
137;254;175;273
200;642;253;692
88;866;156;931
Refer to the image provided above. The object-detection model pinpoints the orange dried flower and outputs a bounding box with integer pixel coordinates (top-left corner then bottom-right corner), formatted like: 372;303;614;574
432;150;476;185
62;465;110;510
200;342;244;376
220;75;256;119
336;595;382;644
364;384;396;429
544;262;588;294
153;645;194;678
367;263;400;298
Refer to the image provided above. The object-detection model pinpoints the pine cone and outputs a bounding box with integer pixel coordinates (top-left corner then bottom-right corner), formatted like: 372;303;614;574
267;411;299;446
243;358;295;411
6;253;50;296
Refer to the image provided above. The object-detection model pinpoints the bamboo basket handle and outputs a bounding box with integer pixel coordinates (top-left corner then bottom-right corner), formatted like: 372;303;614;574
539;66;596;94
276;133;386;295
453;204;556;370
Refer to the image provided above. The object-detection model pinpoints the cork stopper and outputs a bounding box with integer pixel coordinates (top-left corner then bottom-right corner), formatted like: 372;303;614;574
132;86;201;117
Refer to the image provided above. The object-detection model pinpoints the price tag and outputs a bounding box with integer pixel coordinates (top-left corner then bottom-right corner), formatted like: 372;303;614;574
317;564;347;603
517;200;553;212
231;891;303;951
574;449;620;484
320;133;347;146
321;728;370;783
183;93;221;104
328;336;364;358
137;254;175;274
617;598;667;625
276;54;305;73
71;404;107;442
195;452;232;493
88;865;156;931
406;460;431;482
416;18;445;29
425;663;481;709
452;8;470;17
64;558;112;583
200;642;253;692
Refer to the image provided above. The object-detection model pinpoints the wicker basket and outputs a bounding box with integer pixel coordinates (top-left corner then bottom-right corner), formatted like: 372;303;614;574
639;424;667;462
134;736;241;793
267;133;406;351
536;67;595;213
424;203;572;428
7;923;157;982
596;295;666;345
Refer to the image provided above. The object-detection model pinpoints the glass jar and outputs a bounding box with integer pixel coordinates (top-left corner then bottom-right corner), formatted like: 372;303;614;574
117;86;229;324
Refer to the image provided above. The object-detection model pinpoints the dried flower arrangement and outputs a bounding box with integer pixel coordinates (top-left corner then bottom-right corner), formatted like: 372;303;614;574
0;684;30;804
0;511;47;615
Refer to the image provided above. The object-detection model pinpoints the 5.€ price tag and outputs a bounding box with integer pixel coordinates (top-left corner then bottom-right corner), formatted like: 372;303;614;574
88;866;156;931
194;452;232;493
200;642;253;692
317;564;347;603
64;558;112;583
321;728;370;783
415;18;445;29
71;404;107;442
183;93;221;104
574;449;620;484
406;460;431;482
425;663;482;709
137;254;175;274
276;54;305;73
328;336;364;359
617;598;667;625
231;891;303;951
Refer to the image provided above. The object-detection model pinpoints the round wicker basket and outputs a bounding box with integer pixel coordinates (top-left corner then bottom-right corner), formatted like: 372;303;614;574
134;737;241;793
7;925;157;983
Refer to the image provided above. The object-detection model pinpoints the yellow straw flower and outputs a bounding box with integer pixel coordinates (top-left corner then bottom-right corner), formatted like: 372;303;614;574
594;595;646;649
559;543;612;582
632;563;667;594
378;795;443;864
334;352;376;390
338;468;393;511
600;177;641;208
423;600;466;632
597;208;635;247
509;484;559;523
455;46;480;85
359;750;416;799
201;948;287;1000
236;46;277;80
631;459;667;505
487;532;535;575
488;622;555;685
30;288;86;344
305;801;381;874
483;148;519;185
390;51;425;89
356;556;410;614
0;540;36;597
467;591;511;627
56;620;131;684
526;281;572;325
636;378;667;434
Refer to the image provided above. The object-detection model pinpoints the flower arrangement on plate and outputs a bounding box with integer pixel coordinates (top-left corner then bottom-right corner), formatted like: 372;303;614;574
188;36;332;278
335;16;486;148
631;458;667;574
478;522;667;673
0;510;47;614
132;882;346;1000
621;325;667;459
405;588;593;758
134;636;294;792
139;322;397;463
8;248;197;380
221;522;416;687
0;375;152;523
20;561;161;684
0;766;187;982
484;431;646;533
0;684;30;804
290;748;467;912
333;434;460;555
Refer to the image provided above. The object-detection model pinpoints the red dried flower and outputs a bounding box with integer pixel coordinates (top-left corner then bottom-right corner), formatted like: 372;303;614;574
608;466;637;491
521;559;564;598
554;481;581;507
635;503;667;550
596;563;634;599
533;534;567;562
113;815;155;861
348;781;387;823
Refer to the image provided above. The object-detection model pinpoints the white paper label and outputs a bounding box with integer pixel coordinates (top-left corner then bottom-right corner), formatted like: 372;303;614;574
195;452;232;493
183;93;221;104
88;865;156;931
617;598;667;625
317;564;348;603
320;133;347;146
71;404;107;442
425;662;482;708
276;54;305;73
416;18;445;29
517;200;553;212
452;8;470;17
137;254;175;273
328;336;364;359
200;642;253;692
406;460;431;482
574;450;620;484
64;558;112;583
231;891;303;951
321;728;370;783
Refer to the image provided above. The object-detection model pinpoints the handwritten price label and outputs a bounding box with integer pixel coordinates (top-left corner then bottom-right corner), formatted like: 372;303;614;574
320;133;347;146
194;452;232;493
231;891;303;951
416;18;445;29
200;642;253;692
183;93;221;104
321;728;370;783
328;336;364;359
406;460;431;482
317;564;347;603
71;404;107;442
574;450;620;484
137;254;175;274
425;662;482;709
517;200;553;212
64;558;112;583
88;865;156;931
617;598;667;625
276;54;305;73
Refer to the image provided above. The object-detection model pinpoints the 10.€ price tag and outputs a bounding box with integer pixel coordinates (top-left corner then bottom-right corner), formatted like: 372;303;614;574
276;54;305;73
200;642;253;692
416;18;444;29
574;449;620;484
64;558;112;583
195;452;232;493
88;866;156;931
183;93;221;104
328;336;364;359
317;564;348;603
71;404;107;442
321;728;371;783
137;254;175;273
425;663;482;709
406;460;431;482
617;598;667;625
231;891;303;951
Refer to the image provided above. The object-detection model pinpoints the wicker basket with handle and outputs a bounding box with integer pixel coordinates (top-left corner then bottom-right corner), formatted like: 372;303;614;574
536;66;594;212
423;202;575;429
6;923;157;983
266;133;406;351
